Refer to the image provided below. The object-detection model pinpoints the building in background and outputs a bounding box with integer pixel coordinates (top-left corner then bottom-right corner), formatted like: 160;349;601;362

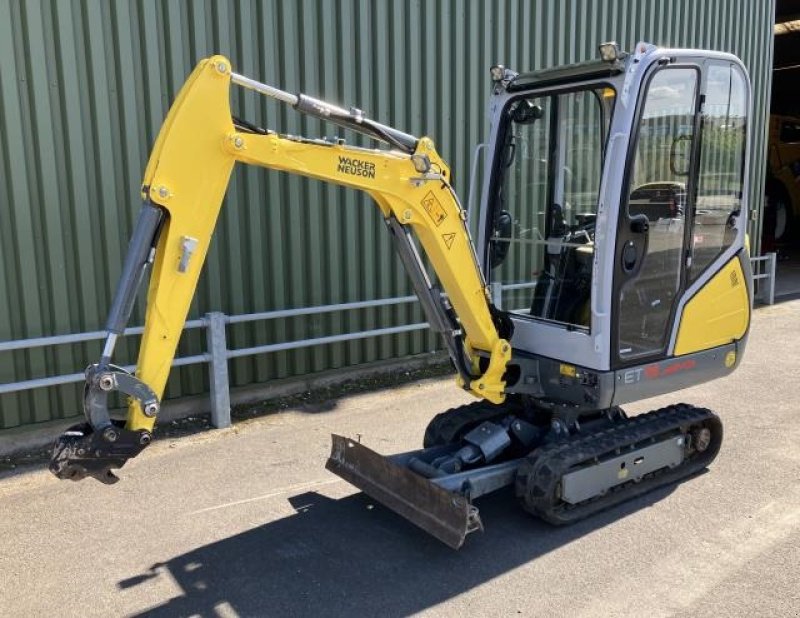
0;0;777;429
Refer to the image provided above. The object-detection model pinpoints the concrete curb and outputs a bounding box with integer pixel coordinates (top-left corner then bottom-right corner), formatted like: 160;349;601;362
0;352;449;458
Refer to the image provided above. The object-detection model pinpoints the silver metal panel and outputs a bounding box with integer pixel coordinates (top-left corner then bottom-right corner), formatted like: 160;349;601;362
612;343;737;405
562;435;684;504
431;459;520;499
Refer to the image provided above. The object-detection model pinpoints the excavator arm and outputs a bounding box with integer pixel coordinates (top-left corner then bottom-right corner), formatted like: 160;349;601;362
50;55;510;483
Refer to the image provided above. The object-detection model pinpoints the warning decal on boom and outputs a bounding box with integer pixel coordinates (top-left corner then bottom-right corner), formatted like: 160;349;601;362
442;233;456;249
421;191;447;227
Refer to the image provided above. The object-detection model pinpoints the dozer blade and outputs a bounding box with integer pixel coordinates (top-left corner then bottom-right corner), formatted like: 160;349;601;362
326;434;482;549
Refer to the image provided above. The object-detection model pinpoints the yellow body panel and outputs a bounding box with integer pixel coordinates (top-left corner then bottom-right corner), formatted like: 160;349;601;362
126;56;508;431
674;256;750;356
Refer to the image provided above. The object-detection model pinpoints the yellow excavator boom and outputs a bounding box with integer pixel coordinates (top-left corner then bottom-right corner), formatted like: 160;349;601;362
132;54;509;433
49;55;510;482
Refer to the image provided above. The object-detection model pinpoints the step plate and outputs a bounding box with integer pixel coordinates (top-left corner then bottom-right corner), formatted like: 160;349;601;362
561;435;684;504
326;434;482;549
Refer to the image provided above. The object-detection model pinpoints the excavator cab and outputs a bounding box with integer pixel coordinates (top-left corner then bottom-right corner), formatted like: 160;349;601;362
50;43;753;549
478;43;751;407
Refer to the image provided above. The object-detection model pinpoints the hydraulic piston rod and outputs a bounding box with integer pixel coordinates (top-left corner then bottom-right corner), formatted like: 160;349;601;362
230;70;418;153
230;71;299;105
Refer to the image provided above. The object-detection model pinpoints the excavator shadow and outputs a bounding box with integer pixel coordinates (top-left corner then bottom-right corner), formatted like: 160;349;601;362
120;477;690;617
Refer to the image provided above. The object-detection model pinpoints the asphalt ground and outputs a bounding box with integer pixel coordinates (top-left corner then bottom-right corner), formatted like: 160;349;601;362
1;300;799;617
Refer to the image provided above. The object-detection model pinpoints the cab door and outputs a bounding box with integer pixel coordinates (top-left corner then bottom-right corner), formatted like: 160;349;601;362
614;65;700;364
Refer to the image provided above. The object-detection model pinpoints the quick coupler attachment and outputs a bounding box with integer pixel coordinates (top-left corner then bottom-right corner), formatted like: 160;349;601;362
49;364;158;484
49;420;151;484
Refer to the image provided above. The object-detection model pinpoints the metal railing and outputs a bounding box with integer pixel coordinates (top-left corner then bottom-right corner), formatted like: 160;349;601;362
0;295;431;429
751;252;777;306
0;254;778;430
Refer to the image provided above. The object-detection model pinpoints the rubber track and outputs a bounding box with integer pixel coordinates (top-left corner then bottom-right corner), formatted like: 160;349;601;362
515;403;722;525
423;400;522;448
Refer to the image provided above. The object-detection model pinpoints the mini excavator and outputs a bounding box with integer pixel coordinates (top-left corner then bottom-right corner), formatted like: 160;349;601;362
51;42;753;548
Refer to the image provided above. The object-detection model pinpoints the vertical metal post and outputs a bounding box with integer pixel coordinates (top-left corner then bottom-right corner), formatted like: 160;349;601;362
767;252;777;305
205;312;231;428
465;143;485;225
490;282;503;309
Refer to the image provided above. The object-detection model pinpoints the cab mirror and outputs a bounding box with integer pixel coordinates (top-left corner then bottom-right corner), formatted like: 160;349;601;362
511;101;544;124
669;134;693;176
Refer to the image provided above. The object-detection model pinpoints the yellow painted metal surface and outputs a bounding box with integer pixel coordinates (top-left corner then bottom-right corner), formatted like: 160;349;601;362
674;256;750;356
128;56;237;430
127;56;508;430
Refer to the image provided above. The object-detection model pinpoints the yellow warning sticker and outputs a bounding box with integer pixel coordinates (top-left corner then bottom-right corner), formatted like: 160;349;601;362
421;191;447;227
442;232;456;249
559;363;576;378
724;350;736;368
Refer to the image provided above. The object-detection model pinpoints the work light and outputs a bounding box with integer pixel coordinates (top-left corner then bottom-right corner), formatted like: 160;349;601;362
598;41;620;62
490;65;506;82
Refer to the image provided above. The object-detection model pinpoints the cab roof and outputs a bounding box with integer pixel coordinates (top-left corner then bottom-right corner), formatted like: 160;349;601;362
508;58;624;91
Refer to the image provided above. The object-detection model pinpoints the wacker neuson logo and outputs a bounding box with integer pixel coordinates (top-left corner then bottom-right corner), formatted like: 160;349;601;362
337;156;376;178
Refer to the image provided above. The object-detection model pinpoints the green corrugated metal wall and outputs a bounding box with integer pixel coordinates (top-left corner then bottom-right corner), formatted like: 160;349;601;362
0;0;775;429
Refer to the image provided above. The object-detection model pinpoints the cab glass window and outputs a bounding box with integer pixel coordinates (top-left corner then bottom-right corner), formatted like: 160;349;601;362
490;86;615;329
689;63;747;282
